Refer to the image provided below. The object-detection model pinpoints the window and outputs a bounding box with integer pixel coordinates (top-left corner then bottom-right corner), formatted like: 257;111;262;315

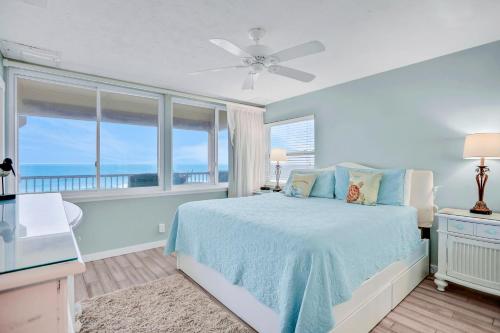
100;91;159;189
267;116;315;181
15;75;161;194
10;67;230;197
172;99;228;186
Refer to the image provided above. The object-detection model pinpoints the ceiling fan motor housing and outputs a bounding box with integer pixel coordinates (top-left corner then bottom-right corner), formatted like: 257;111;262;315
242;55;272;72
245;44;270;56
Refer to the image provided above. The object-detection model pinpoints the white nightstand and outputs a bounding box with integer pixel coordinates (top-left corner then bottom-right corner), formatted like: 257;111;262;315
434;208;500;296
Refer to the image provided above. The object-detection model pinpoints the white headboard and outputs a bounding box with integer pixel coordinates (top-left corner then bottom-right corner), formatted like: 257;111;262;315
409;170;435;226
335;162;434;226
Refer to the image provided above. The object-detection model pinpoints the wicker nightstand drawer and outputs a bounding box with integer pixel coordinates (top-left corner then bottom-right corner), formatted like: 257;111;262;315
476;224;500;240
447;219;474;236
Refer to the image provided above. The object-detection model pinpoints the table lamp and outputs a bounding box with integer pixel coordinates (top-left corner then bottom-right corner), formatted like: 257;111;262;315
270;148;287;192
463;133;500;215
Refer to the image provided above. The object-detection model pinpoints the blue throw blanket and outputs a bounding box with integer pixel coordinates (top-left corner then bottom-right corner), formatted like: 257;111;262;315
166;193;421;333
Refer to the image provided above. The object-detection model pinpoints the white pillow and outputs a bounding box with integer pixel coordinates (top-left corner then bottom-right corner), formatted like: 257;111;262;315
335;162;413;206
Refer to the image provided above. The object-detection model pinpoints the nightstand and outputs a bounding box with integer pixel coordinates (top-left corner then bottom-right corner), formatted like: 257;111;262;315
434;208;500;296
252;190;272;195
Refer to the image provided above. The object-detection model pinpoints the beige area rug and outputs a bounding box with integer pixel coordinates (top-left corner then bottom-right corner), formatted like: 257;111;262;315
76;274;255;333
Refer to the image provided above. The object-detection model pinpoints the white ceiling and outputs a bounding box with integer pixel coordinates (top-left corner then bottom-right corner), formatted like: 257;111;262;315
1;0;500;105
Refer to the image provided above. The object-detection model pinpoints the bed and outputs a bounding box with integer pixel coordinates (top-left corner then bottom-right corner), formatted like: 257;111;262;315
166;164;434;333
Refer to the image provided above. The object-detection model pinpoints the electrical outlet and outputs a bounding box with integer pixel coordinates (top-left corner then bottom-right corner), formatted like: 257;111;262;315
159;223;166;233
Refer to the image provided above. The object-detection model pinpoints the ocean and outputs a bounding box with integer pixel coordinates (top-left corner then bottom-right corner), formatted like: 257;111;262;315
20;163;228;177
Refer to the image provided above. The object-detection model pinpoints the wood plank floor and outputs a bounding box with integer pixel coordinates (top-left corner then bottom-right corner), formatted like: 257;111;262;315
76;248;500;333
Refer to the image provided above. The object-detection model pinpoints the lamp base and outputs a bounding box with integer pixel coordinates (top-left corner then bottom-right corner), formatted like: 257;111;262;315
273;186;282;192
470;201;492;215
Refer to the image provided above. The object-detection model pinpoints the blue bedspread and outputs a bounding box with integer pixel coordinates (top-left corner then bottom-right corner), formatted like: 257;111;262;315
166;193;421;333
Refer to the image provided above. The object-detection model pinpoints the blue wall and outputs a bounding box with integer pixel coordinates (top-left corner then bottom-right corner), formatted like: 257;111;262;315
74;190;227;255
72;92;227;255
266;41;500;266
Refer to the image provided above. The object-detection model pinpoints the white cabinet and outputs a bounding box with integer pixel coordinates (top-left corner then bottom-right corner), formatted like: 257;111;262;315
435;208;500;296
0;194;85;333
0;279;68;333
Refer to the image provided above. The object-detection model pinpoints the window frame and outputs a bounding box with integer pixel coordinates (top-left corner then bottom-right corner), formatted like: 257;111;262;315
265;114;315;183
170;97;229;190
7;68;165;198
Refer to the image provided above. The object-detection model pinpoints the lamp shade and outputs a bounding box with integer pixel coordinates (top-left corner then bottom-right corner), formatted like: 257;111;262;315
270;148;288;162
463;133;500;159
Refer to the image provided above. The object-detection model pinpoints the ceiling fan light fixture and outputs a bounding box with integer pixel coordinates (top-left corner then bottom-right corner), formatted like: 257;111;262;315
195;28;325;90
251;63;264;73
242;72;259;90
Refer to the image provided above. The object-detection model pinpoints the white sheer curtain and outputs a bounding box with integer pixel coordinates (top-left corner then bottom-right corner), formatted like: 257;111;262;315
227;104;266;197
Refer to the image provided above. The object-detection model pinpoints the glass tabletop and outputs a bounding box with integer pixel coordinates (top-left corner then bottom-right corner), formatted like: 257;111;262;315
0;193;78;275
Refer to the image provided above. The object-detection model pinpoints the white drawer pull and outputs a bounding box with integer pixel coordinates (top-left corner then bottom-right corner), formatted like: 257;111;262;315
454;224;464;230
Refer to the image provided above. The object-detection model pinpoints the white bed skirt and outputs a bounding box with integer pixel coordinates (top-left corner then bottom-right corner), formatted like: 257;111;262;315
178;239;429;333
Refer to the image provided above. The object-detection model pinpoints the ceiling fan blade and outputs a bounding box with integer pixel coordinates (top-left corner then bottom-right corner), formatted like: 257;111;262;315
189;65;248;75
242;72;259;90
270;41;325;63
210;39;250;57
268;65;315;82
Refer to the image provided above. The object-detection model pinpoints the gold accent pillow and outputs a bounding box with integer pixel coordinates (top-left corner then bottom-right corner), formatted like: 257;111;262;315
346;171;382;205
285;173;318;198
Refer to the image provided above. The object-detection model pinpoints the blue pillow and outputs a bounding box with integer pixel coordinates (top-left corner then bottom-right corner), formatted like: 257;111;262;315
284;169;335;198
335;166;406;205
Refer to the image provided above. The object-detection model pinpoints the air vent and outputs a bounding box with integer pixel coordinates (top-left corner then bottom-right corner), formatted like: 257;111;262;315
0;40;60;67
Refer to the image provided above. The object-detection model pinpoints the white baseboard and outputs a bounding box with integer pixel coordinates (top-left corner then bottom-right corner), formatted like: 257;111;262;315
430;264;438;274
82;240;166;262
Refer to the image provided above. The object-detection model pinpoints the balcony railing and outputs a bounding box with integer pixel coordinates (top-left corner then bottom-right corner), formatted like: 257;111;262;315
19;171;228;193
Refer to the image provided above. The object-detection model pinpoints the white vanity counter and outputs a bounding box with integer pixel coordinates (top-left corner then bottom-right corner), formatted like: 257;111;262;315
0;193;85;333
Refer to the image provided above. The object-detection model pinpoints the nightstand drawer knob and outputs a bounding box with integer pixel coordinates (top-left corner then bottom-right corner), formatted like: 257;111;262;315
447;219;474;235
476;224;500;240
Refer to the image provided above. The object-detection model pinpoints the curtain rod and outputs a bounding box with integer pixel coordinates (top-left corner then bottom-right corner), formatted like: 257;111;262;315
3;59;265;110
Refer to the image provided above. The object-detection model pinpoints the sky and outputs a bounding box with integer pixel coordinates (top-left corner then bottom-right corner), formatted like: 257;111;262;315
18;116;228;173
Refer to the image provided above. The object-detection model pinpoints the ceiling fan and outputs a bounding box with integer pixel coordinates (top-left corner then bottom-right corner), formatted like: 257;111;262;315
190;27;325;90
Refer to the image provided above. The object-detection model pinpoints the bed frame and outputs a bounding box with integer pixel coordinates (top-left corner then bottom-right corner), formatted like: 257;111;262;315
178;165;435;333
